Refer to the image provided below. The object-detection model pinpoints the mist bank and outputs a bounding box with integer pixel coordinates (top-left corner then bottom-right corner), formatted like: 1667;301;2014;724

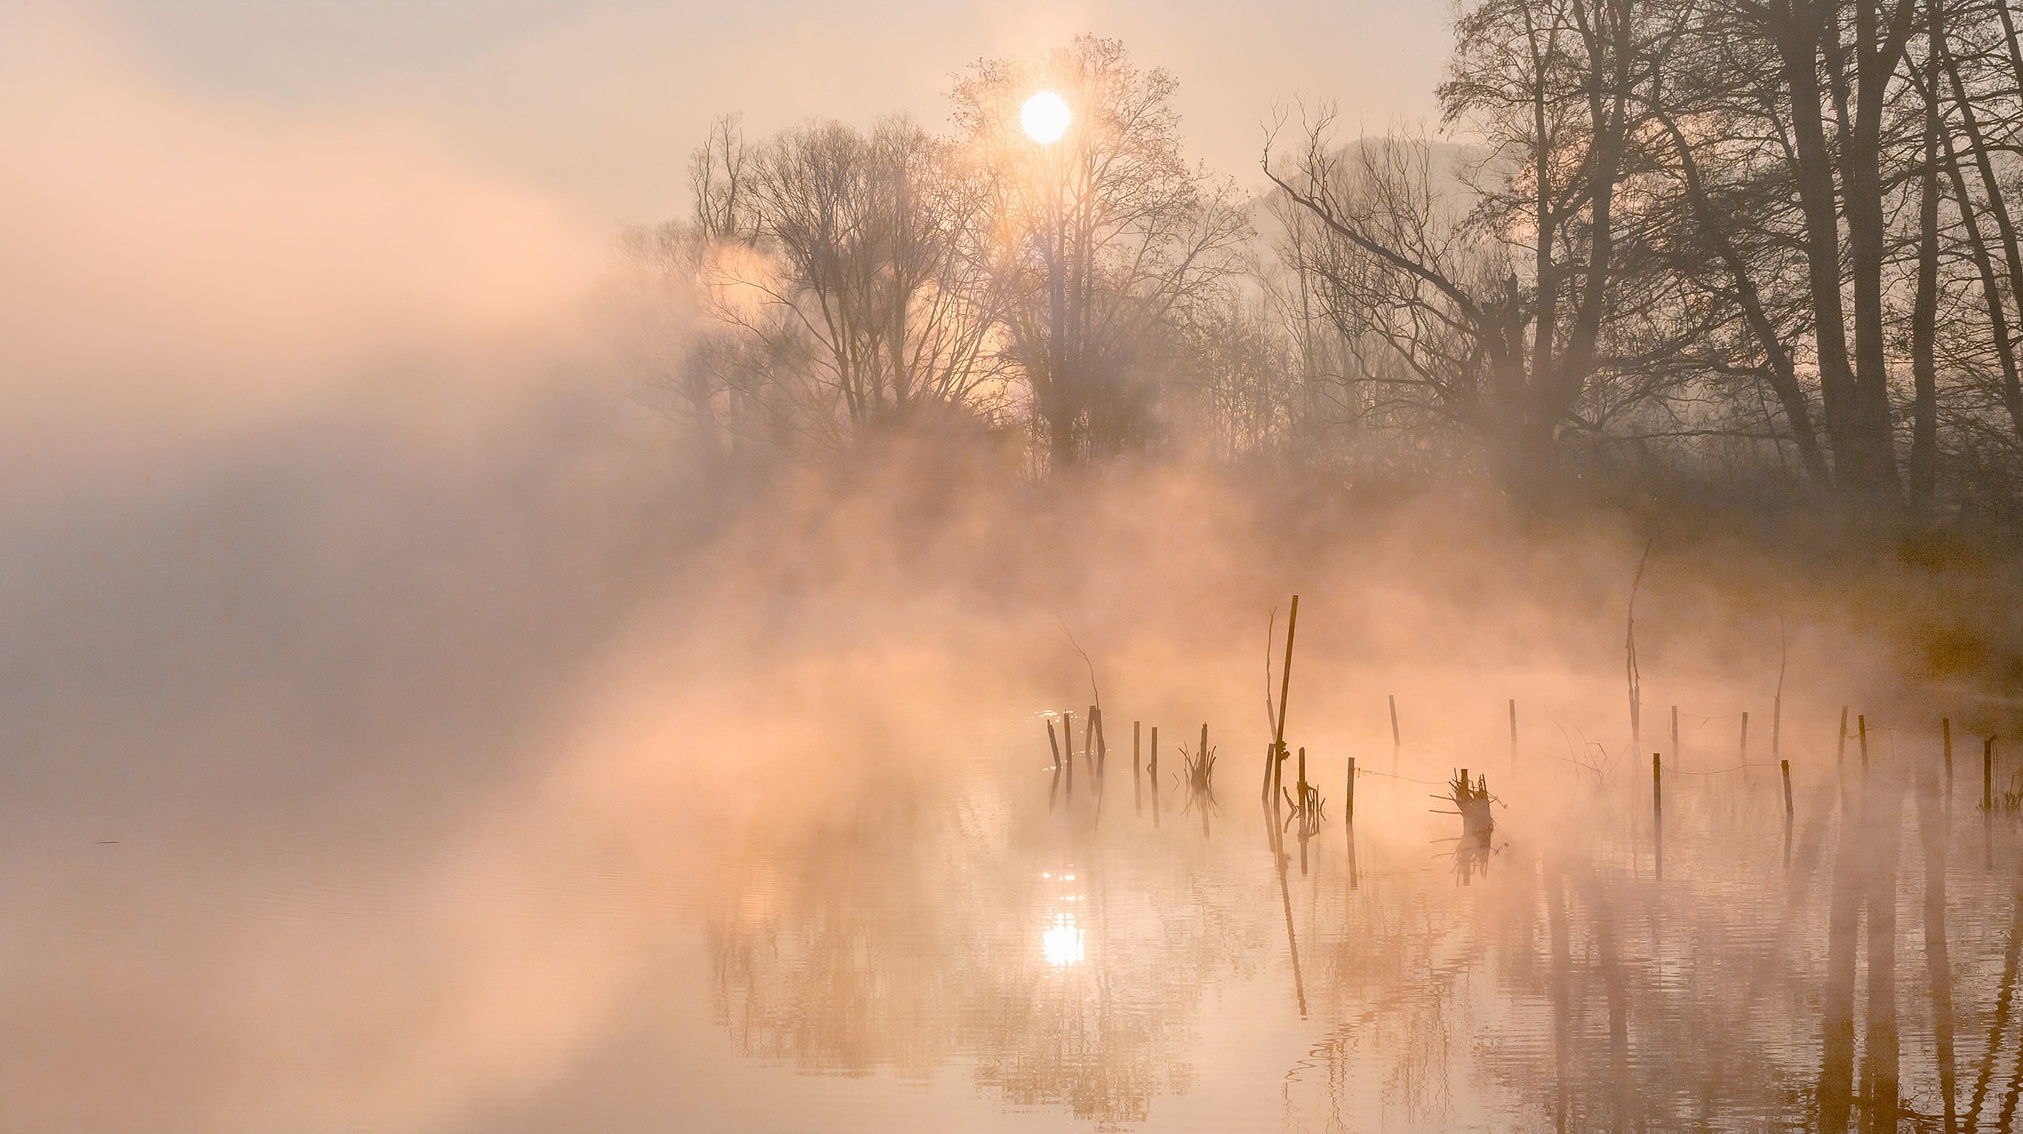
6;408;2017;1131
4;11;2019;1130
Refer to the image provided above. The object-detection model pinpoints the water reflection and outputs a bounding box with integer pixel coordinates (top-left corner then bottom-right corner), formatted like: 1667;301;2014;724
1042;912;1085;968
1042;872;1086;968
700;717;2023;1132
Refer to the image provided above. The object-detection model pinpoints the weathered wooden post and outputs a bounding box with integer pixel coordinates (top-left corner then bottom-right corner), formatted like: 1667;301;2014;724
1943;718;1953;798
1093;708;1107;781
1346;756;1356;824
1782;758;1795;869
1509;698;1518;778
1047;718;1061;770
1740;711;1750;763
1149;726;1160;826
1133;721;1143;816
1985;736;1997;812
1389;694;1401;777
1296;745;1307;803
1653;753;1665;880
1772;687;1783;762
1063;710;1073;797
1273;596;1300;799
1858;714;1869;779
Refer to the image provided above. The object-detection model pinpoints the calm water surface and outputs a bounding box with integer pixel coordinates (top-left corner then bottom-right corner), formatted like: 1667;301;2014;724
21;702;2020;1134
663;711;2023;1134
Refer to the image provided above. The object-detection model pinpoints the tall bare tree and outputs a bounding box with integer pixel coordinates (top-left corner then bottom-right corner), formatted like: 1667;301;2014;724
953;36;1249;465
691;117;1010;442
1268;0;1683;486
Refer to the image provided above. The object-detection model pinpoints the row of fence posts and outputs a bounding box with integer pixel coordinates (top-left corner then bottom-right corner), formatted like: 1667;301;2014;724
1644;709;2004;878
1044;706;1109;812
1045;619;2009;887
1048;702;1238;835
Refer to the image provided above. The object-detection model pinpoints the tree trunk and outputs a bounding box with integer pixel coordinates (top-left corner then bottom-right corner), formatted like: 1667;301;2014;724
1910;36;1944;517
1770;0;1902;507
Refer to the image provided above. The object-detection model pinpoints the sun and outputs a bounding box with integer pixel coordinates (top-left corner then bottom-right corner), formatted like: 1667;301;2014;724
1021;91;1072;144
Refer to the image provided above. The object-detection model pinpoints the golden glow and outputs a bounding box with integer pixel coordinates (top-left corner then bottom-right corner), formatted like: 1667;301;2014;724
1020;91;1072;144
1041;913;1084;967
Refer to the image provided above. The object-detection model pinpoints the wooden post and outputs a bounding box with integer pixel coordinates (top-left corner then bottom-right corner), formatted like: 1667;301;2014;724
1389;694;1401;774
1063;710;1073;797
1653;753;1665;879
1296;745;1307;801
1782;759;1794;817
1858;714;1869;778
1084;706;1097;778
1346;756;1356;823
1943;718;1954;798
1985;736;1997;812
1133;721;1143;816
1509;698;1518;778
1047;719;1061;769
1274;595;1300;754
1740;711;1750;763
1093;708;1107;781
1149;726;1160;826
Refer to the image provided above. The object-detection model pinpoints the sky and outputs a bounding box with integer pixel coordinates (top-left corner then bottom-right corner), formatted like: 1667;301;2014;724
85;0;1455;227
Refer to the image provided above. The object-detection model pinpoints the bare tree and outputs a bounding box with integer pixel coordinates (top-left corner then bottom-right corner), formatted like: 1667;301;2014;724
1267;0;1684;487
952;36;1250;466
690;117;1011;443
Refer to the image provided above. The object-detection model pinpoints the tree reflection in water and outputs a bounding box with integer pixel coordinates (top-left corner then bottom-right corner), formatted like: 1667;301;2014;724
706;772;1245;1129
704;730;2023;1132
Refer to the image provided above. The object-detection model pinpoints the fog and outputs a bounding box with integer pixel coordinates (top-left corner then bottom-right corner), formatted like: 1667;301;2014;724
5;9;2021;1134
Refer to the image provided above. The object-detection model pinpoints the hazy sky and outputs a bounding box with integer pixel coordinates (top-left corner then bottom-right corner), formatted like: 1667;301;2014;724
91;0;1454;226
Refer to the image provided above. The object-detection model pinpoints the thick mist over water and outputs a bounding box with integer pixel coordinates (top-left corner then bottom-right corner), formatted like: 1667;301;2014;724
6;11;2023;1134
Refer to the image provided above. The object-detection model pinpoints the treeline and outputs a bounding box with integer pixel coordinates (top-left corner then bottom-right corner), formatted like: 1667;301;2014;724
629;5;2023;526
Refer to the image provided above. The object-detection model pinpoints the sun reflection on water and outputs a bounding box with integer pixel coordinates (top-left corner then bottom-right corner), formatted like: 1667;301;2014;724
1041;913;1084;967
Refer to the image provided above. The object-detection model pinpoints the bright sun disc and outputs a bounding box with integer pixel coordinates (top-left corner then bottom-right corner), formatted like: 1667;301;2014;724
1021;91;1071;144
